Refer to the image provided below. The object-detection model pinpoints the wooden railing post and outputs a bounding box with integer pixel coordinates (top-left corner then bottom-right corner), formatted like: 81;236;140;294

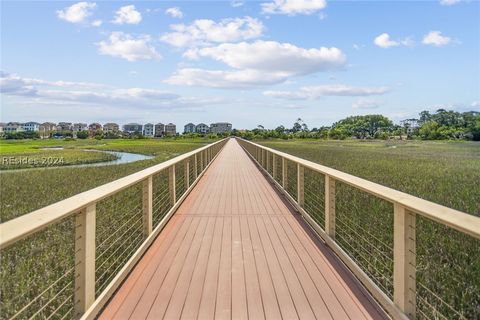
297;163;304;207
169;165;176;205
325;175;336;238
142;176;152;236
394;203;416;318
260;149;264;167
266;151;270;173
200;151;204;171
282;157;288;189
272;154;277;179
74;204;96;319
194;154;198;179
185;160;190;189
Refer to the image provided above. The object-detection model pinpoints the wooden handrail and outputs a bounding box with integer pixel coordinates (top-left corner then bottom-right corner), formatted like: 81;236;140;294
238;138;480;239
0;139;228;250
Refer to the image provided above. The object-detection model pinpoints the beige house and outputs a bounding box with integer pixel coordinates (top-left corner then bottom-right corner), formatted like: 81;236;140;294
103;123;119;133
39;122;57;138
164;123;176;136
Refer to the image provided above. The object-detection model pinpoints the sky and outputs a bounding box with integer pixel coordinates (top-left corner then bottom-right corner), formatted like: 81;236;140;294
1;0;479;129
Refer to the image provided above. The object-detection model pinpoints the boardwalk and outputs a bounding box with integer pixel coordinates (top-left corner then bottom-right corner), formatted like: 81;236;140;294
100;139;387;320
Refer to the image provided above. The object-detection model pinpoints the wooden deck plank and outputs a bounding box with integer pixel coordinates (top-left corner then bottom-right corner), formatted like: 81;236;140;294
254;215;300;320
247;216;283;320
163;217;216;319
231;216;248;320
99;139;388;320
129;217;201;319
146;217;208;319
103;215;192;319
192;217;224;320
214;217;232;320
240;218;265;320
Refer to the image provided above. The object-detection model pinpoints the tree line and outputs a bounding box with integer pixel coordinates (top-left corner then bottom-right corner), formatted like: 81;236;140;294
232;109;480;141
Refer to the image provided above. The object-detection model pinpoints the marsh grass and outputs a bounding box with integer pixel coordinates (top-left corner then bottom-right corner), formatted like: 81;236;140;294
259;139;480;319
0;139;213;319
0;150;117;170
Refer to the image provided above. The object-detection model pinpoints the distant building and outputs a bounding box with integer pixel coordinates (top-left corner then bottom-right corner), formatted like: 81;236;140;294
88;123;103;135
73;123;88;132
123;123;143;134
4;122;24;133
195;123;209;134
23;122;40;132
143;123;154;137
155;123;165;137
57;122;73;132
103;123;119;133
39;122;57;138
400;119;420;136
0;123;5;135
184;123;195;133
164;123;176;136
210;122;232;134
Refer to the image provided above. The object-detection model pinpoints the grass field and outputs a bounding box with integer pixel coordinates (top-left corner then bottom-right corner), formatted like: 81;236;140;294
0;138;215;222
256;139;480;319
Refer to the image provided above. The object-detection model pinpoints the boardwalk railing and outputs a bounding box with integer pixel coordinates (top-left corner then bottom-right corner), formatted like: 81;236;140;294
238;138;480;320
0;138;227;320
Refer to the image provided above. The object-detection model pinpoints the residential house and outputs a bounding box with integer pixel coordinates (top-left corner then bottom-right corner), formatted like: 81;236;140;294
88;123;103;136
154;123;165;137
103;123;119;133
195;123;209;134
73;123;88;132
0;123;5;135
57;122;73;132
164;123;176;136
184;123;195;133
39;122;57;138
210;122;232;134
4;122;24;133
123;123;143;134
23;122;40;132
143;123;154;137
400;119;420;136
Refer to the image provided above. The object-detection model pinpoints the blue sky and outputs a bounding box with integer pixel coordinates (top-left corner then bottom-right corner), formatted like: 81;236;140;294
1;0;479;129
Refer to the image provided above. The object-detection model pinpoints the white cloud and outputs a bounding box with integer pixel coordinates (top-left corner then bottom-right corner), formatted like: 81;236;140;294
231;1;245;7
471;101;480;109
261;0;327;15
352;99;383;109
160;17;264;47
374;33;414;48
422;31;451;46
91;19;102;27
440;0;461;6
263;84;389;100
184;41;346;74
165;68;289;88
112;5;142;25
1;71;105;96
169;41;346;88
165;7;183;19
374;33;399;48
97;32;161;61
57;2;97;24
1;71;222;110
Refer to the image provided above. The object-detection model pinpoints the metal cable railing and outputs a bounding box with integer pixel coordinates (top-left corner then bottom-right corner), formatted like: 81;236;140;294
237;138;480;320
0;216;75;320
0;138;228;320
